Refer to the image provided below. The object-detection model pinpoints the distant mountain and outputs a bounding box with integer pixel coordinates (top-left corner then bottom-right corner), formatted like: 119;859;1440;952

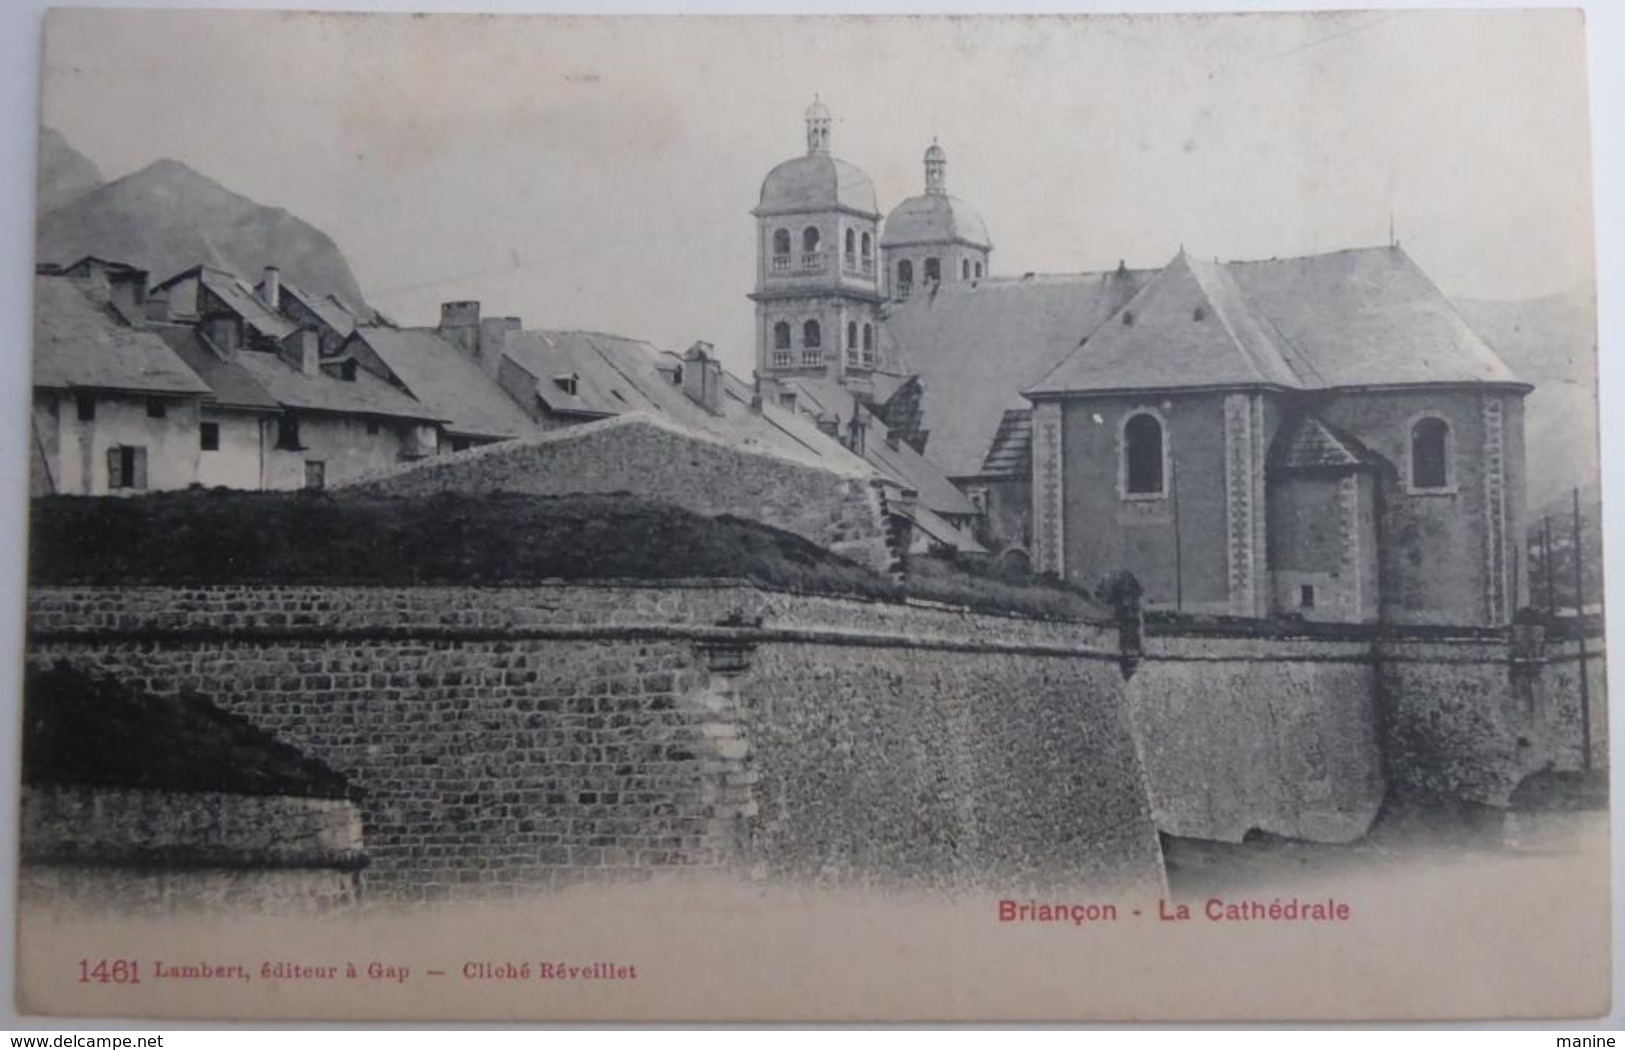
36;127;104;215
37;157;368;310
1454;286;1599;510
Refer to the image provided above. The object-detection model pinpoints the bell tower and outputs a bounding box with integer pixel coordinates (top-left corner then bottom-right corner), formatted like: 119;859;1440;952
750;99;887;389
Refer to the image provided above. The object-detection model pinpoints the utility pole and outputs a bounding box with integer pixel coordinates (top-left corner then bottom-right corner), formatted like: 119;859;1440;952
1572;487;1591;772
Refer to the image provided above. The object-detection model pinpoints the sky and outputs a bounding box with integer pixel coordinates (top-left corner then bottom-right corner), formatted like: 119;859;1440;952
38;7;1597;375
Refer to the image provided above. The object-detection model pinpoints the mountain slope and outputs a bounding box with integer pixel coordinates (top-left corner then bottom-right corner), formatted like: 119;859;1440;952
1454;286;1600;510
35;127;104;215
37;157;368;309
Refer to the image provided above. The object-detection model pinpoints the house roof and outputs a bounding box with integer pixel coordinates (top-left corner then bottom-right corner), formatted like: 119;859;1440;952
235;351;442;422
1028;246;1526;398
32;276;213;396
881;267;1153;476
756;154;880;218
502;330;667;418
265;278;357;340
778;375;978;518
351;327;535;440
153;265;297;341
152;325;280;411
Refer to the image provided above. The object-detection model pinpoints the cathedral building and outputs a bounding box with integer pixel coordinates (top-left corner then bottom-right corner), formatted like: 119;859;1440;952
750;101;1531;627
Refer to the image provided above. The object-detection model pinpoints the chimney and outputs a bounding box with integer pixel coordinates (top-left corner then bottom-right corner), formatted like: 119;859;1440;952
439;300;482;359
261;265;281;312
278;327;320;376
681;341;723;415
476;315;520;376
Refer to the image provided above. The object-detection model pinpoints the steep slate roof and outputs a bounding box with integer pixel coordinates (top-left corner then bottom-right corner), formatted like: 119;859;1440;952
980;409;1033;479
33;276;212;396
882;268;1153;477
1224;247;1524;388
756;155;880;217
779;375;978;519
264;278;357;340
1270;415;1379;472
351;327;535;440
152;326;279;411
235;352;441;422
502;330;665;418
1028;246;1526;398
154;265;297;341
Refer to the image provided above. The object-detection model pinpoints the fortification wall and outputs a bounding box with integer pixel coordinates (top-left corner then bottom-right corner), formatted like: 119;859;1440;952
29;583;1159;902
339;416;894;572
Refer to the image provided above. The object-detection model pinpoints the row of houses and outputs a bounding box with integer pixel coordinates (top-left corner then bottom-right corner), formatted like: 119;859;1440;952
30;255;983;554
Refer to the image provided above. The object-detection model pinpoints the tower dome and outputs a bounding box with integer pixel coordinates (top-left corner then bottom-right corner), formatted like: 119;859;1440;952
755;99;880;218
881;140;991;250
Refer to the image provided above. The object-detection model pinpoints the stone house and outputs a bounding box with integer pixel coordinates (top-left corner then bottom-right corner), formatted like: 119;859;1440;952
1024;247;1531;626
32;274;214;496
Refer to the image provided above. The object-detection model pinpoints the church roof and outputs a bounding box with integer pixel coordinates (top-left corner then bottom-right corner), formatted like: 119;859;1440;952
881;268;1153;477
1028;246;1527;398
756;155;880;218
1270;415;1380;472
979;408;1033;479
881;193;991;249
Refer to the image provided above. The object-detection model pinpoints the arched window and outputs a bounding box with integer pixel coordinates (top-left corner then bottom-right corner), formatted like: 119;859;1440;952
1123;412;1165;496
847;321;858;349
845;228;856;255
802;226;821;253
862;324;873;351
773;321;791;350
924;257;941;283
974;261;983;278
961;259;971;280
803;319;822;348
896;260;914;299
861;232;872;259
772;228;791;255
1410;416;1450;490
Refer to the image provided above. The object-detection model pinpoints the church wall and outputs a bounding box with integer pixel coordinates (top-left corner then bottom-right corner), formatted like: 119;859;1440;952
1266;471;1379;623
1057;394;1231;608
1317;389;1519;626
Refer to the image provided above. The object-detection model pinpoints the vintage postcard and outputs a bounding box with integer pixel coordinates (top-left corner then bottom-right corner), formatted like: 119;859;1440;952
12;6;1611;1023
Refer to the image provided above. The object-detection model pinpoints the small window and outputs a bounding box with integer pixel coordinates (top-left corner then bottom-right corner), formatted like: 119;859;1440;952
847;321;858;349
974;262;983;278
862;324;873;352
1300;585;1316;610
962;259;971;280
106;445;148;490
76;395;95;422
802;319;821;348
844;228;856;255
861;231;872;259
276;412;302;451
554;374;579;396
1123;412;1165;496
340;360;358;382
778;392;797;410
924;257;941;283
146;398;166;419
1410;417;1450;490
199;422;220;451
802;226;821;253
1193;306;1206;322
772;228;791;256
304;460;326;491
367;419;380;436
773;321;792;350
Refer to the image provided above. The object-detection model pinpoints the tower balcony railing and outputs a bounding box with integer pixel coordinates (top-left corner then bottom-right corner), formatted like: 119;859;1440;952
770;254;792;274
894;282;913;301
841;254;877;278
798;252;827;275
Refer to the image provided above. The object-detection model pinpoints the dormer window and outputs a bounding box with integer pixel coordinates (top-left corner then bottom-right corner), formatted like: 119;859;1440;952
554;373;579;397
340;360;358;382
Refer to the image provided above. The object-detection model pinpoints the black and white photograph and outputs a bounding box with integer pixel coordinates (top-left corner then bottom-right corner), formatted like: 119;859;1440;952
6;3;1614;1024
